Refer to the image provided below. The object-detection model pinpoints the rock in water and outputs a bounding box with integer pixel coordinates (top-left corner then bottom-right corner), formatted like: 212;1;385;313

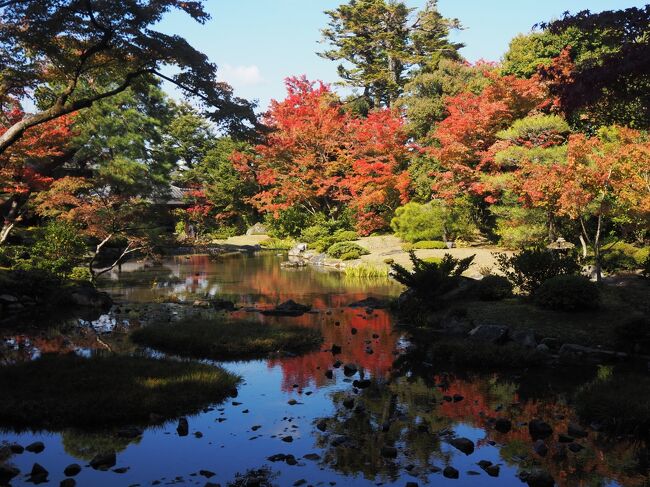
528;419;553;440
495;418;512;433
177;417;189;436
518;469;555;487
30;463;49;482
450;437;475;455
63;464;82;476
443;466;459;479
25;441;45;453
90;451;116;470
0;464;20;484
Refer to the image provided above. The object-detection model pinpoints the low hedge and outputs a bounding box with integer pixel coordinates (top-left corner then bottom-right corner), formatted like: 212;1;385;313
533;275;600;311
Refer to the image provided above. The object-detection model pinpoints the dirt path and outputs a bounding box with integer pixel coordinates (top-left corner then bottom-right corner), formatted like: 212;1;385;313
354;235;506;277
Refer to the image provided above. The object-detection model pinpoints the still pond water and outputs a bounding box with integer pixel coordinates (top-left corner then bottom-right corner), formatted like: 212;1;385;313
1;252;648;486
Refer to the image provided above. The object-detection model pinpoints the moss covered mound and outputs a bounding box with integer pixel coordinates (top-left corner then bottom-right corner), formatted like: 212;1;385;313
130;318;323;360
0;354;239;430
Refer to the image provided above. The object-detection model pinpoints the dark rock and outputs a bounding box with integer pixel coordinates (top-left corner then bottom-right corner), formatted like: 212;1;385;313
343;364;357;376
528;419;553;440
351;327;357;335
316;420;327;432
25;441;45;453
533;440;548;457
568;422;588;438
511;329;537;348
293;480;306;486
303;453;321;461
9;444;24;454
211;299;236;311
453;394;464;402
60;479;76;487
331;435;349;447
63;464;82;476
287;399;298;405
343;398;355;409
261;300;311;317
200;470;216;478
331;344;342;354
485;465;500;477
518;469;555;487
568;442;584;453
112;467;129;473
281;436;293;442
450;437;474;455
285;455;297;466
352;379;371;389
333;360;342;368
30;463;48;482
468;324;509;344
348;297;388;309
267;454;287;462
477;460;492;469
380;446;397;458
89;451;116;470
495;418;512;433
69;286;113;308
177;417;189;436
406;483;419;487
0;464;20;483
325;369;334;379
443;466;459;479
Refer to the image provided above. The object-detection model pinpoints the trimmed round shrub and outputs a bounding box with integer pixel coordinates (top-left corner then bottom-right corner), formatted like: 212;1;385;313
412;240;447;249
477;275;513;301
327;242;369;259
533;275;600;311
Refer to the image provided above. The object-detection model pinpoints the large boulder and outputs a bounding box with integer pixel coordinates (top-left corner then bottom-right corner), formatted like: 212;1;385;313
69;286;113;309
511;329;537;348
89;451;116;470
468;324;509;344
288;243;308;257
246;223;268;235
261;300;311;317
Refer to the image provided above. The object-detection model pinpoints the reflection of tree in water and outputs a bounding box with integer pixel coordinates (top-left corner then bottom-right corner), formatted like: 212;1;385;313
392;347;650;486
62;429;141;461
313;377;453;484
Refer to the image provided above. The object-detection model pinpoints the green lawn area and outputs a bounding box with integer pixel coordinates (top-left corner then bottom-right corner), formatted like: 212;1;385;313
130;318;323;360
0;354;240;429
461;281;648;347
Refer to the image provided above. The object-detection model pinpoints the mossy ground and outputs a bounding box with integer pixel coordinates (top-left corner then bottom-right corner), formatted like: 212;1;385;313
0;354;239;430
130;318;323;360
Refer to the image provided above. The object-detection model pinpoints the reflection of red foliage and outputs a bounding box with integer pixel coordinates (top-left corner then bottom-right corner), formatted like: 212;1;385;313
268;309;398;392
434;374;647;487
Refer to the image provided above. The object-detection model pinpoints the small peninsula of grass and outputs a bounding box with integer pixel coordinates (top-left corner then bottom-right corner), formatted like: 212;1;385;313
130;318;323;360
0;354;240;430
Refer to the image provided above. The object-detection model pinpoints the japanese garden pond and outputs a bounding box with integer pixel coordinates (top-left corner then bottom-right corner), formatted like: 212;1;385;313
1;252;648;487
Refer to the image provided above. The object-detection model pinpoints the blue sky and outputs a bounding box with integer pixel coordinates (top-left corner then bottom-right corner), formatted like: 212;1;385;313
157;0;647;111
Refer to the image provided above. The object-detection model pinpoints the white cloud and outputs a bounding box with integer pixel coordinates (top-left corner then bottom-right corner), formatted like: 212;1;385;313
218;64;264;86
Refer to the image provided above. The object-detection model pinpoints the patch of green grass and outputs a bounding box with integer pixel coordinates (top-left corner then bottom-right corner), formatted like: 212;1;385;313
461;286;642;346
575;371;650;435
0;354;240;430
259;237;295;250
130;318;323;360
344;263;389;279
426;338;544;369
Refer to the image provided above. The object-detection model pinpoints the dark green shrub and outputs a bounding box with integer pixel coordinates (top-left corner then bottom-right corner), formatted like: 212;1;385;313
327;242;369;259
412;240;447;249
340;251;361;261
390;251;474;300
390;199;477;243
643;254;650;279
496;248;580;295
477;275;513;301
601;242;648;272
13;220;85;278
614;317;650;352
533;275;600;311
